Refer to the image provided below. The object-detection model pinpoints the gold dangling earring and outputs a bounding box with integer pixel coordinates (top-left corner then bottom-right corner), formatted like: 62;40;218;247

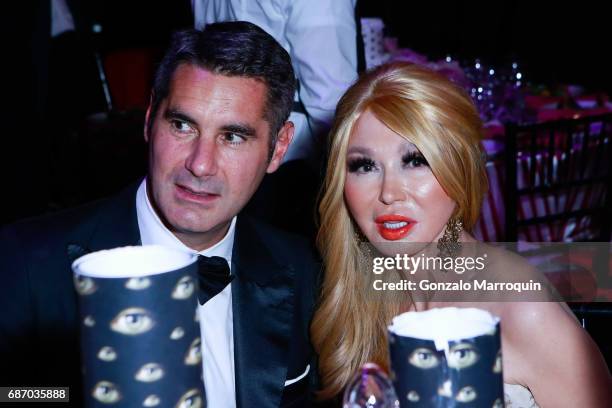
437;218;463;258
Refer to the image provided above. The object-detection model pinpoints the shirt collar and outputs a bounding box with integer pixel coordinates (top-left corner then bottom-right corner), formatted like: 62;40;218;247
136;178;236;263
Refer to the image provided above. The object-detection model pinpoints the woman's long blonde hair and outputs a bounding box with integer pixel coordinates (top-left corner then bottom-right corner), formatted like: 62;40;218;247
311;62;489;400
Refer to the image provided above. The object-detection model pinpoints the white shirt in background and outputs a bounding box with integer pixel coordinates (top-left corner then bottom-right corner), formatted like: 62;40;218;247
192;0;359;162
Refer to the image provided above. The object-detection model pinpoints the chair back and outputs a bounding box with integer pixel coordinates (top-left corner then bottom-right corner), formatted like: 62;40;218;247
504;114;612;242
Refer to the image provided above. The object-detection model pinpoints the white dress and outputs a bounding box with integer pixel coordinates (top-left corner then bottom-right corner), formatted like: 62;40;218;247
504;383;539;408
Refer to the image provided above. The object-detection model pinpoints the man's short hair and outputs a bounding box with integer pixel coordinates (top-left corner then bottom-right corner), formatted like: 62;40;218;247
147;22;296;150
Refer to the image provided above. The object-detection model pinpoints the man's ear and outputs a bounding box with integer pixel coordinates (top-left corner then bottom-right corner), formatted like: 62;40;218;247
144;93;154;142
266;121;294;174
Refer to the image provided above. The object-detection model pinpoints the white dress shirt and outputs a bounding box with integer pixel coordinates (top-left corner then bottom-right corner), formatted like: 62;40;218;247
136;179;237;408
192;0;358;162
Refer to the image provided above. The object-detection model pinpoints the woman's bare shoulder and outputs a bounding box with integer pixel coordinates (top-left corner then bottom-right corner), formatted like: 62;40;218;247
498;301;611;406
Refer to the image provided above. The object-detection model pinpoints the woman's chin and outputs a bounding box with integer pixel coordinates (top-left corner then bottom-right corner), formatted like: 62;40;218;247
368;241;435;257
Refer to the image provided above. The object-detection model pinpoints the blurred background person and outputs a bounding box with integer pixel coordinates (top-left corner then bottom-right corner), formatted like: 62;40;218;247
192;0;363;238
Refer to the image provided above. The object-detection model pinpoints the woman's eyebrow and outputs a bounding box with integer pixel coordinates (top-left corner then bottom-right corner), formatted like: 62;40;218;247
347;145;372;155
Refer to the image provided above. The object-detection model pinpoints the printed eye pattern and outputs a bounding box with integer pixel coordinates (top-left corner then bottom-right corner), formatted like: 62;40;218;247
84;315;96;327
455;386;477;403
389;328;503;408
172;276;195;300
135;363;165;383
492;350;502;373
92;381;121;404
437;379;453;398
406;390;420;402
492;398;504;408
175;389;203;408
110;307;155;335
79;270;205;406
447;343;480;369
74;275;97;295
125;277;152;290
143;395;161;407
408;347;440;369
97;346;117;362
184;338;202;366
170;327;185;340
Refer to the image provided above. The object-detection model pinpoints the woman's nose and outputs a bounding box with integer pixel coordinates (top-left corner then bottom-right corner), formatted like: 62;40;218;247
379;171;407;205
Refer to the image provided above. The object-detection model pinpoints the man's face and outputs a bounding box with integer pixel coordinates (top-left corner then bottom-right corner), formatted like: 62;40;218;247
145;64;292;250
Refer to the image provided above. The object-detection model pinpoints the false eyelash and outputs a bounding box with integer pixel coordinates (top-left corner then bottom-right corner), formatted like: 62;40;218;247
402;151;429;167
347;157;376;173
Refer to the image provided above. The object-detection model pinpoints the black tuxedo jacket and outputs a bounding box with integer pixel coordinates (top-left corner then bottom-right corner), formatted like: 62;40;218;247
0;184;320;407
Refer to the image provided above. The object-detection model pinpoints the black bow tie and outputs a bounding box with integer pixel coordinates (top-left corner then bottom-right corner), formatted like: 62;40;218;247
197;255;233;305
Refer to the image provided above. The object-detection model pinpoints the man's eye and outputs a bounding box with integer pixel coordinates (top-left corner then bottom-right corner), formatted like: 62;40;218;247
171;120;194;133
222;132;246;144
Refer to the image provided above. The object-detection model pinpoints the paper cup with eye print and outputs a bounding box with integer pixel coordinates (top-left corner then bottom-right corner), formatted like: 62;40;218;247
72;245;205;408
388;308;504;408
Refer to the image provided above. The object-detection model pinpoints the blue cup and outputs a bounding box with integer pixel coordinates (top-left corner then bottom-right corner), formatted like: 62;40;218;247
388;308;504;408
72;245;204;407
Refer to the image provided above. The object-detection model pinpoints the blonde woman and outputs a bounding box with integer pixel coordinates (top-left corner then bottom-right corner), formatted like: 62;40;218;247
312;62;611;406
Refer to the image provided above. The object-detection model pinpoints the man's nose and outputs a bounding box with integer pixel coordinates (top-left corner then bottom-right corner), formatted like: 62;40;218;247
185;137;218;177
379;171;407;205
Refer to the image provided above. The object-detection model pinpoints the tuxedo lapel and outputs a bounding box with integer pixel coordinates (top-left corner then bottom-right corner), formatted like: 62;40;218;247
71;182;141;256
232;217;295;408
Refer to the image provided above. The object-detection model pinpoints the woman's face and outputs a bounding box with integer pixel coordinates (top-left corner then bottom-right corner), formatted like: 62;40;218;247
344;110;456;251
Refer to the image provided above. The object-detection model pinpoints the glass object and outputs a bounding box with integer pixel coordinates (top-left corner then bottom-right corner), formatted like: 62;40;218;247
343;363;399;408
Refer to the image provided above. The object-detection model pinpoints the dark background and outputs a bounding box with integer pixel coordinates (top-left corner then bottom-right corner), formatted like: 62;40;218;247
0;0;610;224
361;0;612;94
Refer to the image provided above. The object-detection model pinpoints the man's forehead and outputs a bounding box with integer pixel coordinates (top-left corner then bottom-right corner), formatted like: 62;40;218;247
170;63;267;94
162;64;265;115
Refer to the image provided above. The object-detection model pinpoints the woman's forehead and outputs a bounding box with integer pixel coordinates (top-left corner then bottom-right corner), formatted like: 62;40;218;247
348;114;419;154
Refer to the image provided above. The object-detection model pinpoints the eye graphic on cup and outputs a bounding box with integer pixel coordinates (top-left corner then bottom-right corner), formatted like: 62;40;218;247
97;346;117;362
170;327;185;340
447;342;480;369
74;275;97;296
143;394;161;407
92;381;121;404
135;363;164;382
125;277;151;290
110;307;155;335
492;350;502;373
184;338;202;366
406;390;420;402
455;385;477;402
408;347;440;369
172;276;195;300
175;389;203;408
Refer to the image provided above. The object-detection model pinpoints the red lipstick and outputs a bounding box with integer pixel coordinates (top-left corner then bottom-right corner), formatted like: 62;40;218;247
374;214;416;241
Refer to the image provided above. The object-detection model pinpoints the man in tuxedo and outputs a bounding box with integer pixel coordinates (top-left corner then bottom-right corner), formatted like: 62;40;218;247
0;22;319;407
